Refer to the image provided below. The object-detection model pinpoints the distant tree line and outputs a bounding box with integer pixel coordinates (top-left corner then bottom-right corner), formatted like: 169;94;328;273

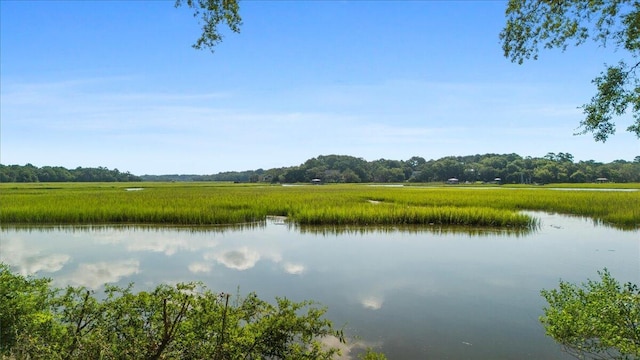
141;170;265;183
0;164;141;183
141;153;639;184
4;153;639;184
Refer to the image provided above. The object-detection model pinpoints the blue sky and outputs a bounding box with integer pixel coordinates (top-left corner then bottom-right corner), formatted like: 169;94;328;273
2;1;638;175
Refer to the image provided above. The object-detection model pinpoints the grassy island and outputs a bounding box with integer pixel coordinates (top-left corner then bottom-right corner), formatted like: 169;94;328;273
1;182;638;229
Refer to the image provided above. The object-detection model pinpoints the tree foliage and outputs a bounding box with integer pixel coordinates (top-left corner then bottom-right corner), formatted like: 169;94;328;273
540;269;640;359
500;0;640;141
174;0;242;52
0;264;53;356
3;153;639;185
0;263;364;359
0;165;141;183
138;153;640;184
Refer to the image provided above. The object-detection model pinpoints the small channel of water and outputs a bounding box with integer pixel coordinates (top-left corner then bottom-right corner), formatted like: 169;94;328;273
1;212;638;359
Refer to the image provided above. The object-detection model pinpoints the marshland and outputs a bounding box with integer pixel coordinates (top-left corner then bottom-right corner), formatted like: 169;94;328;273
1;182;639;358
1;182;638;229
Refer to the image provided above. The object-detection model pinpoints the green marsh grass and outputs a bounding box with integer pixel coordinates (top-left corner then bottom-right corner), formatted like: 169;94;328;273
0;182;638;229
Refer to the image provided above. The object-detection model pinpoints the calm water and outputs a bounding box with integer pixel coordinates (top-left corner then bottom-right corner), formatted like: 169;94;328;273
1;212;638;359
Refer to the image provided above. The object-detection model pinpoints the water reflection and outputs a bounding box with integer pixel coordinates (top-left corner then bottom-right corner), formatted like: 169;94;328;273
63;259;140;289
360;295;384;310
204;247;262;271
282;262;305;275
96;230;219;256
3;221;266;234
294;223;537;237
3;236;69;275
1;213;638;359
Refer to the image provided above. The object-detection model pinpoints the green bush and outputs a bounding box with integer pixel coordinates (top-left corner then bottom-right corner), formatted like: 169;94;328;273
0;263;384;359
540;269;640;359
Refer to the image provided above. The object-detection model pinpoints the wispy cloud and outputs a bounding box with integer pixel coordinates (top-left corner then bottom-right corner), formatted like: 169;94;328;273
205;247;261;271
63;259;140;289
282;262;305;275
1;75;629;173
0;237;70;275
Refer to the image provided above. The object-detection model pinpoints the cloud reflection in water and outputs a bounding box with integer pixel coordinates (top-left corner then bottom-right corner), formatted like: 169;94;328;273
360;295;384;310
1;237;70;275
194;247;306;275
94;231;219;256
64;259;140;289
188;262;213;274
282;262;305;275
205;247;261;271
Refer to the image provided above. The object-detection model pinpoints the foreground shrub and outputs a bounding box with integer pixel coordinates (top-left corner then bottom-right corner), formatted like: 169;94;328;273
540;269;640;359
0;263;382;359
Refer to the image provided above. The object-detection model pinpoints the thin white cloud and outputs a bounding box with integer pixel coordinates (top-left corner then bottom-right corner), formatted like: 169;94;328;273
1;75;635;174
0;237;70;275
282;262;305;275
205;247;261;271
360;295;384;310
188;262;213;274
94;231;219;255
64;259;140;289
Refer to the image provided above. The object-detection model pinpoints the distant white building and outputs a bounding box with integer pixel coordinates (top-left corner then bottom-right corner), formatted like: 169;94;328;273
446;178;459;184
